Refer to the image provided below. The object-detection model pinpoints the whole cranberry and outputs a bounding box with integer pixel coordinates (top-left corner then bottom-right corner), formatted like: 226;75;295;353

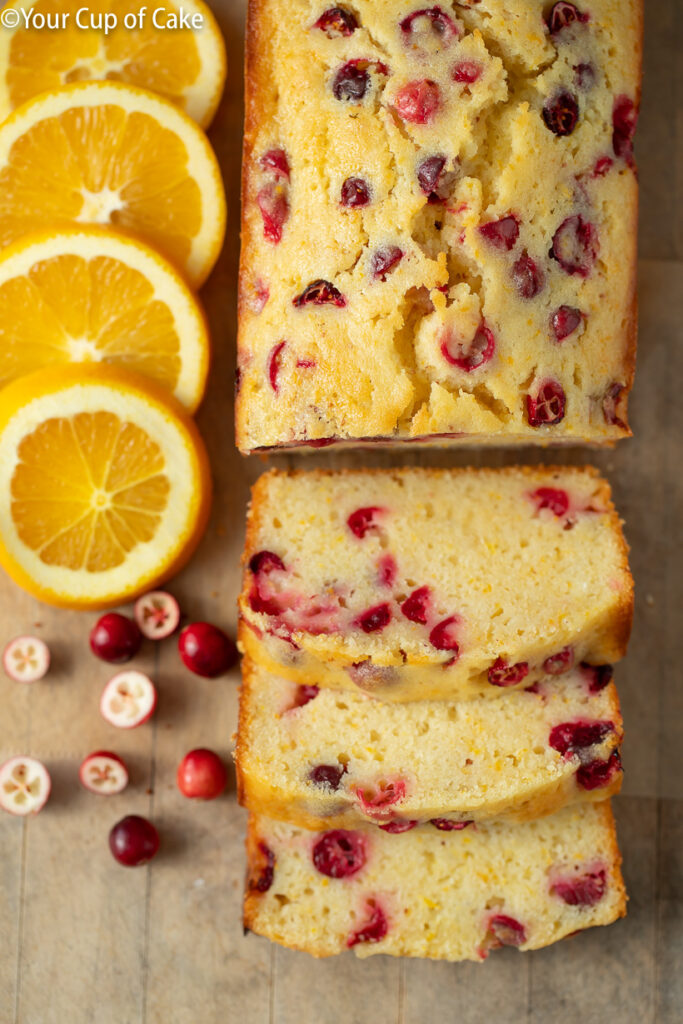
478;215;519;250
90;613;142;664
341;176;371;207
512;252;544;298
371;245;403;280
552;305;584;341
526;379;566;426
355;603;392;633
309;764;347;790
393;80;441;124
417;154;454;202
542;91;580;136
348;901;388;946
332;60;384;102
551;215;598;276
400;586;431;624
453;60;482;84
441;323;495;372
178;622;238;678
109;815;159;867
488;658;529;687
312;830;367;878
313;6;358;37
177;748;228;800
549;719;615;756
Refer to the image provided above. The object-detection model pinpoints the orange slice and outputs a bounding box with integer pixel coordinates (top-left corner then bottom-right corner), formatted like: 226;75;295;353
0;0;226;128
0;364;211;609
0;80;226;287
0;227;210;411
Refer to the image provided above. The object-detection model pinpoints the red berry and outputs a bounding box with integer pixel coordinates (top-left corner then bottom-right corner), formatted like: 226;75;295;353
512;251;544;298
249;842;275;892
309;764;347;790
341;176;371;207
486;914;526;948
549;719;615;756
178;622;238;678
543;647;574;674
79;751;128;795
90;613;142;664
429;616;460;658
576;750;622;790
602;382;627;429
551;215;598;276
293;279;347;308
613;95;638;166
430;818;473;831
249;550;286;575
547;2;586;34
332;61;371;102
581;663;613;693
371;245;403;280
259;148;290;180
0;756;51;816
552;305;584;340
478;214;519;250
100;670;157;729
488;657;529;687
530;487;570;518
348;900;388;946
400;586;431;624
400;7;458;45
267;340;286;393
356;778;406;815
542;91;580;135
441;322;495;371
379;819;418;833
347;506;384;538
453;60;482;84
109;815;159;867
257;183;288;243
313;7;358;37
377;553;397;587
312;830;367;878
551;867;607;906
3;635;50;683
291;684;320;708
355;603;392;633
416;154;455;202
394;79;441;124
177;748;227;800
134;591;180;640
526;378;566;426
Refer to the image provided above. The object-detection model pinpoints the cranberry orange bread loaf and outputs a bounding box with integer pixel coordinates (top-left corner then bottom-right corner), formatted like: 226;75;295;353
244;802;626;959
235;660;623;830
239;467;633;702
236;0;642;452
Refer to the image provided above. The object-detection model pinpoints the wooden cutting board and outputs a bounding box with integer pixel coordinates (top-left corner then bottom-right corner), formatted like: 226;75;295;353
1;2;681;1021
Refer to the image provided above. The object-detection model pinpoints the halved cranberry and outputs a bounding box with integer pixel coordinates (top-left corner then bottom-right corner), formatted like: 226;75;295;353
429;616;460;659
576;750;622;790
348;900;388;946
267;340;286;392
542;91;579;136
543;647;574;674
400;586;431;624
613;96;638;166
581;663;613;693
341;176;371;207
453;60;482;84
400;7;457;44
602;382;627;429
393;80;441;124
551;867;607;906
313;830;367;878
487;914;527;948
549;719;615;756
378;553;397;587
313;6;358;36
355;603;392;633
478;215;519;251
250;841;275;892
259;148;290;180
430;818;473;831
293;280;347;308
371;246;403;280
417;154;451;202
441;322;495;372
347;506;384;538
309;764;347;790
547;2;587;34
249;550;286;575
512;251;544;298
379;819;418;833
332;59;387;102
551;215;598;276
526;379;566;426
552;305;583;341
257;184;288;244
356;778;406;814
488;658;529;687
530;487;570;517
292;684;320;708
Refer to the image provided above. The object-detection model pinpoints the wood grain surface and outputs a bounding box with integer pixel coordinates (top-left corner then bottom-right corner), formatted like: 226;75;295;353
1;2;682;1022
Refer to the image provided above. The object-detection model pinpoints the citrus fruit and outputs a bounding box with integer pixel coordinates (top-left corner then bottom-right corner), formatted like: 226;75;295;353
0;227;210;410
0;0;226;128
0;364;211;609
0;80;226;287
